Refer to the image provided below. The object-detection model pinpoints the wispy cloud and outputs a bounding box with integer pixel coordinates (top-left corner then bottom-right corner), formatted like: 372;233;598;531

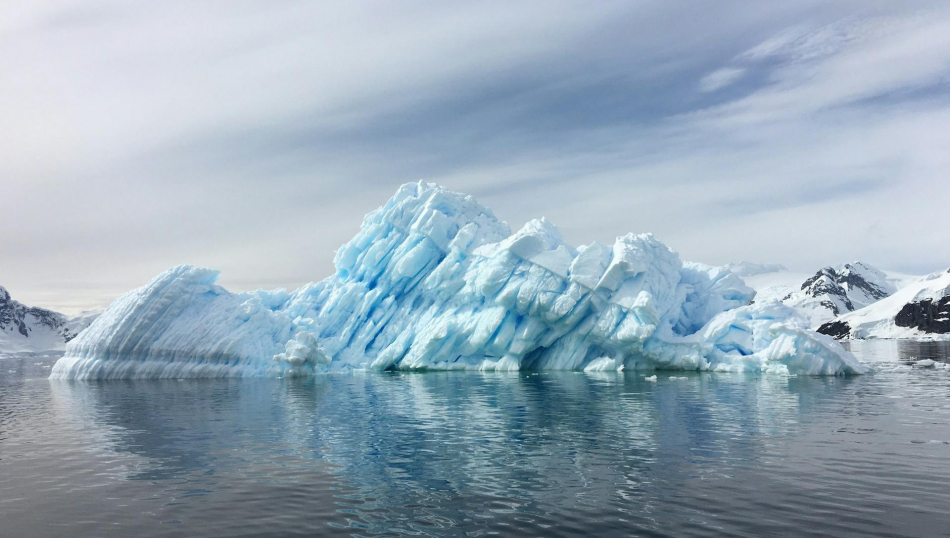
1;1;948;311
698;67;746;92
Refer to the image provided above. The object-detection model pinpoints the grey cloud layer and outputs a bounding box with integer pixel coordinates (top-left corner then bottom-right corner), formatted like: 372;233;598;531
1;1;947;313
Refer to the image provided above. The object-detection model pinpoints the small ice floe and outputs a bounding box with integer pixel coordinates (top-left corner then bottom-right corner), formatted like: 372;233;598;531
913;359;936;368
644;375;657;381
669;376;688;380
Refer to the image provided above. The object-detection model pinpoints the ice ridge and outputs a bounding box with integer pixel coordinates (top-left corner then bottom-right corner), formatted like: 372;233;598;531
51;182;868;379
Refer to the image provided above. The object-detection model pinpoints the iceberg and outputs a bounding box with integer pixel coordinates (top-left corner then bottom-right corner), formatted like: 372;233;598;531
51;182;868;379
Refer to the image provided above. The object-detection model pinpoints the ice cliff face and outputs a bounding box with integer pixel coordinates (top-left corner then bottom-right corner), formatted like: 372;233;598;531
51;183;868;379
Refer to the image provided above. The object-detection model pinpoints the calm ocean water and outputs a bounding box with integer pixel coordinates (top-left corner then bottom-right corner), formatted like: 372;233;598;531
2;342;949;537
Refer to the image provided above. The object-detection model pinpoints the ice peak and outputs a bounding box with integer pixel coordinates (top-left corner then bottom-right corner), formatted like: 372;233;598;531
334;182;511;284
148;264;221;288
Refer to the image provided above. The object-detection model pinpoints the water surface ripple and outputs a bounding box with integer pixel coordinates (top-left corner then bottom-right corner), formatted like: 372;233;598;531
1;342;949;537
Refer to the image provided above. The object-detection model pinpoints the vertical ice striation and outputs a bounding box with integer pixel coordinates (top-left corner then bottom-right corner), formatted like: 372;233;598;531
50;182;868;379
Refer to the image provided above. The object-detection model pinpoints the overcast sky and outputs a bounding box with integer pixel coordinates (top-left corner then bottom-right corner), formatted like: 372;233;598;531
3;1;949;314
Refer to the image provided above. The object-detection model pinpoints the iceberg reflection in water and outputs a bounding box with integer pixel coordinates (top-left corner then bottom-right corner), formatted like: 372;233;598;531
3;348;947;537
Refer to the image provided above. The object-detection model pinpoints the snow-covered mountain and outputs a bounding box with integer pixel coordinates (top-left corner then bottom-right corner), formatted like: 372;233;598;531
50;182;866;380
0;286;99;352
782;262;898;327
733;262;917;328
818;269;950;340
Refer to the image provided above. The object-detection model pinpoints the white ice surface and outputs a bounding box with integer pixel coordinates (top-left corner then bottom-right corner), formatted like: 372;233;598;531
0;324;66;353
51;183;868;379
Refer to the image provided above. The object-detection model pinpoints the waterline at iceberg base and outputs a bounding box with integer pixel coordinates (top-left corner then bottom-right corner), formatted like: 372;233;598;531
50;183;868;380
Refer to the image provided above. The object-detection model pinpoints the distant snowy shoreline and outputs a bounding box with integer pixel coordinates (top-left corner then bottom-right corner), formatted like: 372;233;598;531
0;286;99;354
